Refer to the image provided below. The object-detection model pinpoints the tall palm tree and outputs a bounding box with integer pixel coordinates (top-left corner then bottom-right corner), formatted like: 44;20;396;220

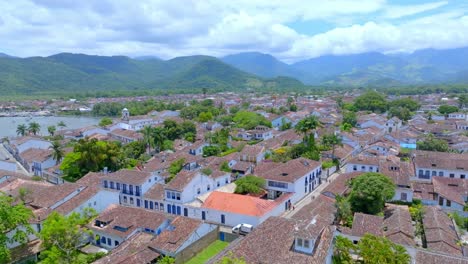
49;141;64;165
295;115;321;146
322;133;343;160
57;121;67;129
47;125;57;137
16;124;27;136
28;122;41;136
142;126;154;154
153;127;166;153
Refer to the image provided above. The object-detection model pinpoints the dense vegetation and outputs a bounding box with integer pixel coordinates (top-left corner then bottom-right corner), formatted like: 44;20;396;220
234;175;266;195
348;173;396;215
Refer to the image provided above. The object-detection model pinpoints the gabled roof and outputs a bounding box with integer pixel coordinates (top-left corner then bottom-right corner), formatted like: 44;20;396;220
254;158;321;183
433;177;468;205
423;206;462;256
102;169;152;185
351;213;384;237
202;191;291;217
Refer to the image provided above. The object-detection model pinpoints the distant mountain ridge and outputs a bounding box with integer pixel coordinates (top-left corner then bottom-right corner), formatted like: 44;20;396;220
221;47;468;86
0;53;305;95
0;46;468;95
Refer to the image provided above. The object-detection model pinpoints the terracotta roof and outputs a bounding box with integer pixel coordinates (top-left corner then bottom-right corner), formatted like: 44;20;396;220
20;148;53;163
102;169;152;185
109;129;143;140
291;194;337;237
166;170;198;191
254;158;321;183
143;184;165;201
412;182;435;201
383;205;415;246
202;191;292;217
351;213;384;237
239;145;265;157
415;250;468;264
94;233;160;264
414;150;468;171
89;205;169;239
219;216;335;264
432;177;468;205
321;172;363;197
148;216;202;254
423;206;462;256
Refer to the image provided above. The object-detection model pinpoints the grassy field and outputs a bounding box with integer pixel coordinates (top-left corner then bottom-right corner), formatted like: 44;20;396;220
185;240;229;264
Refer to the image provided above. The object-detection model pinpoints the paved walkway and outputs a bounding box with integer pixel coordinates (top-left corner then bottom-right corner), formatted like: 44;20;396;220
0;143;30;175
283;167;344;219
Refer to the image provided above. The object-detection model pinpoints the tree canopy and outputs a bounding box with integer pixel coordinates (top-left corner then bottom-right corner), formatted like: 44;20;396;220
348;172;395;215
438;104;459;115
353;91;388;113
234;175;266;195
417;134;450;152
0;194;34;263
232;111;271;130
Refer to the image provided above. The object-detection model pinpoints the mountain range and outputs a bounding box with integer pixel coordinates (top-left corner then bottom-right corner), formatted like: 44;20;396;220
0;47;467;95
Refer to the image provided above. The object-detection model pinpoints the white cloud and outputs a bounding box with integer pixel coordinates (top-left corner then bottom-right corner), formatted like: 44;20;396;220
0;0;466;62
382;1;448;19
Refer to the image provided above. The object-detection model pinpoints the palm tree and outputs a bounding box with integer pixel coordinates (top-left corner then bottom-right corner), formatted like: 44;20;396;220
295;115;321;146
57;121;67;129
49;141;64;165
28;122;41;136
47;125;56;137
153;127;166;153
16;124;27;136
142;126;154;154
322;133;343;160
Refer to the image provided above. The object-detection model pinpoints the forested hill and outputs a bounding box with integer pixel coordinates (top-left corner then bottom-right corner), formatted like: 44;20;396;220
0;53;305;95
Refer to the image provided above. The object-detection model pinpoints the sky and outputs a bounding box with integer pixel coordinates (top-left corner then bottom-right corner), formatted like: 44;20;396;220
1;0;467;62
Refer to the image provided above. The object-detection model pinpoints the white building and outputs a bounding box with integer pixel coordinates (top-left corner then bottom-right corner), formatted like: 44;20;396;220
413;151;468;181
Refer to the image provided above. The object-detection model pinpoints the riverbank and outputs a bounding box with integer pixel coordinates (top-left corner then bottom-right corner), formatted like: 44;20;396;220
0;111;53;117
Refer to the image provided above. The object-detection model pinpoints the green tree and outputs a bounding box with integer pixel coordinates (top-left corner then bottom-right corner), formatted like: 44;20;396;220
49;140;64;165
47;125;56;136
322;133;343;160
354;91;388;113
16;124;27;136
232;111;272;129
348;172;395;215
342;111;357;127
289;104;298;112
458;94;467;109
217;252;246;264
39;209;97;264
295;115;321;145
198;111;214;122
388;106;412;121
57;121;67;129
438;104;459;115
28;122;41;135
153;127;166;153
142;126;154;154
234;175;266;195
335;195;353;227
168;158;186;179
203;145;221;157
358;234;410;264
220;161;231;172
417;134;450;152
98;117;113;127
389;97;420;111
0;194;34;263
332;235;356;264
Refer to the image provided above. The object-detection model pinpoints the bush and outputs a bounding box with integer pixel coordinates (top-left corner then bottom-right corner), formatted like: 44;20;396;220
234;175;266;195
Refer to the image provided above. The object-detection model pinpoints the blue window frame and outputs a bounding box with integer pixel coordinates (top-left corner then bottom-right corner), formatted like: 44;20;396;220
150;201;154;209
116;183;120;190
136;199;141;207
167;204;171;213
107;238;111;245
103;180;108;188
129;185;134;195
122;184;127;194
177;206;181;215
144;200;148;209
110;181;114;189
101;236;106;244
135;186;140;196
172;205;176;215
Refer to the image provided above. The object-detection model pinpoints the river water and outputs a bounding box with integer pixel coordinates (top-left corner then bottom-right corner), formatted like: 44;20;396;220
0;116;100;138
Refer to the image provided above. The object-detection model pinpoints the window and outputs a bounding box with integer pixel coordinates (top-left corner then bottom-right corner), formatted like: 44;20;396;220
438;171;443;177
361;166;365;170
160;203;164;211
432;171;437;176
297;238;303;247
130;197;134;205
94;201;97;206
166;191;171;199
167;204;171;213
450;173;455;178
217;181;220;187
369;166;373;171
304;239;310;248
176;193;181;200
135;186;140;196
103;180;108;188
268;181;287;189
418;170;423;176
353;165;357;171
197;188;201;194
225;178;229;184
115;240;119;247
221;214;225;224
446;200;451;207
462;175;466;179
107;238;111;245
401;193;408;201
116;183;120;190
101;236;106;244
123;196;128;203
129;185;134;195
171;192;176;199
207;185;211;191
123;184;127;194
110;181;114;189
144;200;148;209
439;197;444;206
154;202;158;210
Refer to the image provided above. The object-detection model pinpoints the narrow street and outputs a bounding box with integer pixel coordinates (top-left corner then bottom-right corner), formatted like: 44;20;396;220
282;167;344;218
0;143;30;175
